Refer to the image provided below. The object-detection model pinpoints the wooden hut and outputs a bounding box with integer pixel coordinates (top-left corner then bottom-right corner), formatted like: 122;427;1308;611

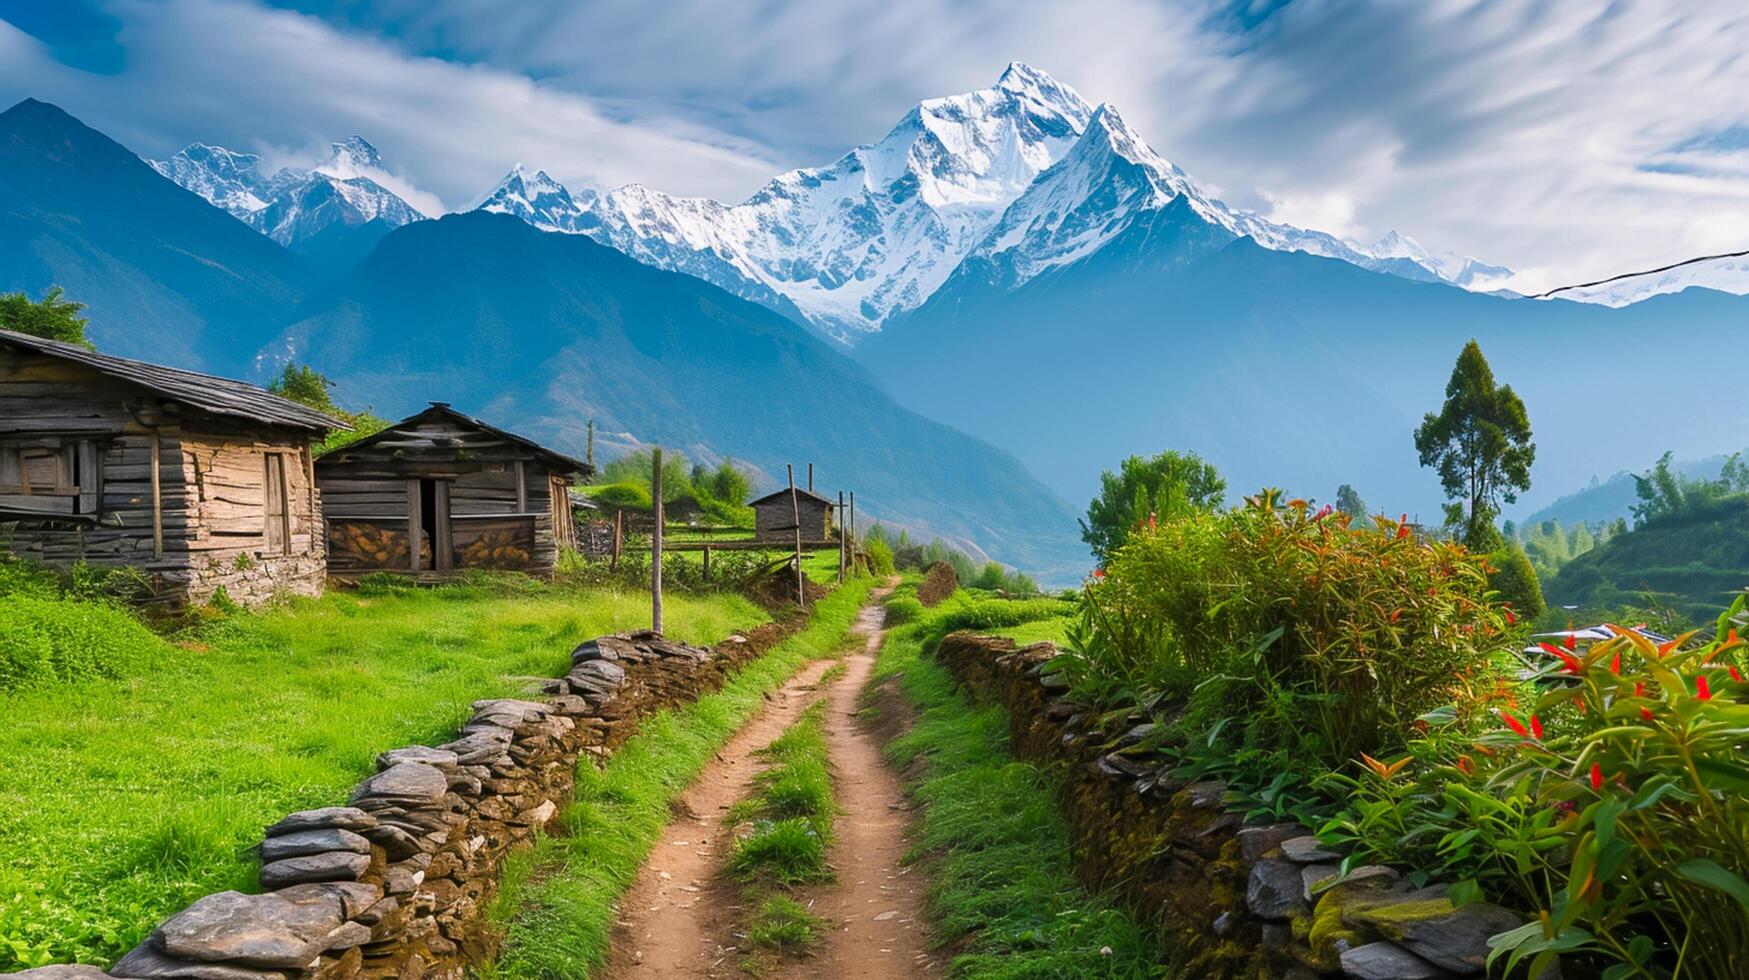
0;329;344;605
751;487;836;543
317;403;590;576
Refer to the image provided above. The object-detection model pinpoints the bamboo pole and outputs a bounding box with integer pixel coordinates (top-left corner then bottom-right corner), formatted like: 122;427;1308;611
787;464;804;607
849;491;857;570
652;447;665;634
837;490;846;583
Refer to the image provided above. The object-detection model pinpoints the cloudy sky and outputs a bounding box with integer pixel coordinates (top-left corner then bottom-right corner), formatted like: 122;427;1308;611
2;0;1746;291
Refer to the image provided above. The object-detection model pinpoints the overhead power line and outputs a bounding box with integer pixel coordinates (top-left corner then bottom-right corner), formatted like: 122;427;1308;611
1537;247;1749;299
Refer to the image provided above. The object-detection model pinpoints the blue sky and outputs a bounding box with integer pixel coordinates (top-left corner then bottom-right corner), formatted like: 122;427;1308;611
2;0;1747;291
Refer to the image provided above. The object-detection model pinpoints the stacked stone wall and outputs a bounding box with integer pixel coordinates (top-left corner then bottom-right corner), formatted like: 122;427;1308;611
932;632;1538;980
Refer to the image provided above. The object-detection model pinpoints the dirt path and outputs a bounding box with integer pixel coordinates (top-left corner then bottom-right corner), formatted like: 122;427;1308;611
604;584;935;980
766;598;938;980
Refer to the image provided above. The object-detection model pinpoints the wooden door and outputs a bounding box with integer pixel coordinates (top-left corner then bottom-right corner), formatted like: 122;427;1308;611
264;453;289;554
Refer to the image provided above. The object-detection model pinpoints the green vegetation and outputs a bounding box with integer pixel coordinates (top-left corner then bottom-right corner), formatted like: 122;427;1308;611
593;448;757;527
264;362;392;454
727;701;838;971
1630;450;1749;527
0;574;766;971
728;701;837;885
1545;493;1749;624
1053;477;1749;977
1080;449;1225;563
871;594;1163;977
1486;544;1546;621
1061;492;1504;768
481;576;874;979
1334;483;1367;519
1414;339;1534;549
0;284;91;348
863;524;1038;593
1510;517;1619;578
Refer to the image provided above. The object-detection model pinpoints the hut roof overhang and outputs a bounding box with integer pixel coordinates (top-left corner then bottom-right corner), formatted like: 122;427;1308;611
0;329;348;433
323;402;591;476
749;486;836;508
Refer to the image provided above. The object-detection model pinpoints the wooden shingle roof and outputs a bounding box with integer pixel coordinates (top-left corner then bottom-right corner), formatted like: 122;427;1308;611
749;486;836;508
0;329;347;433
325;402;590;475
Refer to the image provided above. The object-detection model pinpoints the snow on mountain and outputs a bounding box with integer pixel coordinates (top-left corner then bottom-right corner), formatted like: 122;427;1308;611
152;137;426;250
1359;231;1514;290
1543;251;1749;307
469;64;1512;338
474;164;598;233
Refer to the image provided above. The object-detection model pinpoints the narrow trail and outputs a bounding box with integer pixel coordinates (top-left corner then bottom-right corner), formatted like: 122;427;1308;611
604;583;936;979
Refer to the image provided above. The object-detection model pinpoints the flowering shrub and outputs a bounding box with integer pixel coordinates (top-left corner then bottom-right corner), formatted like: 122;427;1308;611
1321;602;1749;978
1066;491;1506;765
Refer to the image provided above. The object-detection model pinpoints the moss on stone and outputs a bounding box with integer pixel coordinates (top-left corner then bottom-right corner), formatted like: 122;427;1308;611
1347;897;1457;934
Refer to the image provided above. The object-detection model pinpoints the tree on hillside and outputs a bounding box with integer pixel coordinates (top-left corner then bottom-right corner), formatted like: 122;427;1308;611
0;286;92;349
267;362;390;454
1414;340;1534;550
1630;451;1749;526
269;363;341;414
1334;484;1368;519
1082;450;1226;562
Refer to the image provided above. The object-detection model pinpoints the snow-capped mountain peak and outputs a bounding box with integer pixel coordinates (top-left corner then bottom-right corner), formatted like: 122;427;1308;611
315;136;386;180
475;164;597;233
150;136;425;253
463;64;1514;338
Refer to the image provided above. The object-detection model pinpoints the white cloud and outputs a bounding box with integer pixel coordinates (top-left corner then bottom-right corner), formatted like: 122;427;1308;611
0;0;784;209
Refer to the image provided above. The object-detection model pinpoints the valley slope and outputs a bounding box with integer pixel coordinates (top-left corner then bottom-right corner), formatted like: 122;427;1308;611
273;211;1088;579
860;219;1749;522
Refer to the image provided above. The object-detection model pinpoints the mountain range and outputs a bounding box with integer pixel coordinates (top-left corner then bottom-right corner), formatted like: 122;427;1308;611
157;65;1518;342
0;96;1086;580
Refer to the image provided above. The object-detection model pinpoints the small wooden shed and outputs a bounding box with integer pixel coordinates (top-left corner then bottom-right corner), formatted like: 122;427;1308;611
751;487;836;543
317;403;590;576
0;329;345;605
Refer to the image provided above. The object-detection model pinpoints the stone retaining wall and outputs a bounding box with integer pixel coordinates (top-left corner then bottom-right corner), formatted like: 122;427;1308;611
3;622;790;980
933;632;1540;980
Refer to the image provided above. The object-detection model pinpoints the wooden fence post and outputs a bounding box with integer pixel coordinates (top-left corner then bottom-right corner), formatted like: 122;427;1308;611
848;491;856;570
703;543;711;579
611;509;623;572
652;447;664;634
837;490;846;583
787;464;804;608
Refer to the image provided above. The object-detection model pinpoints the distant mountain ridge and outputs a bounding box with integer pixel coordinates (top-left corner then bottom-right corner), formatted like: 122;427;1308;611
0;98;311;372
151;136;425;275
468;64;1513;340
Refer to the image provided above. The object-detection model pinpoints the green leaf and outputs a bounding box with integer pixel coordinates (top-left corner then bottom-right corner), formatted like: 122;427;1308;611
1677;858;1749;912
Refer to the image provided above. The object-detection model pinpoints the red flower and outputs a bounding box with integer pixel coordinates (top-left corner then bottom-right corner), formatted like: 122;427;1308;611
1635;681;1646;697
1530;715;1545;739
1610;650;1621;675
1148;511;1157;531
1590;762;1604;791
1732;666;1745;684
1505;609;1517;625
1539;642;1583;674
1697;675;1713;700
1396;515;1411;540
1314;504;1333;519
1564;632;1577;652
1641;706;1655;722
1501;712;1529;737
1091;568;1106;579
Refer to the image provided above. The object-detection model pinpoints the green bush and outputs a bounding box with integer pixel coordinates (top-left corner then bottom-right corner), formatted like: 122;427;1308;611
0;595;167;690
1067;493;1507;765
1487;545;1546;621
864;535;895;575
883;596;923;626
586;482;653;511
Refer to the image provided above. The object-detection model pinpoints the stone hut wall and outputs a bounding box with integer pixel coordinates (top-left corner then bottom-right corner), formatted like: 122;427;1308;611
4;623;789;980
932;632;1536;980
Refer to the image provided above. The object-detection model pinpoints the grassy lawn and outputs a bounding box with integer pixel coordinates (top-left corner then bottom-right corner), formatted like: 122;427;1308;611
481;575;874;978
986;614;1074;647
0;577;766;971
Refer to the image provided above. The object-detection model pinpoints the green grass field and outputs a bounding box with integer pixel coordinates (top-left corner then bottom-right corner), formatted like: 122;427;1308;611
0;577;767;971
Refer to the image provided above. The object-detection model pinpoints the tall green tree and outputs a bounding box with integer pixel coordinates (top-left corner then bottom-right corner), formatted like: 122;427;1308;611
1334;483;1368;519
1081;450;1225;562
1414;340;1534;550
268;363;341;414
0;286;92;349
